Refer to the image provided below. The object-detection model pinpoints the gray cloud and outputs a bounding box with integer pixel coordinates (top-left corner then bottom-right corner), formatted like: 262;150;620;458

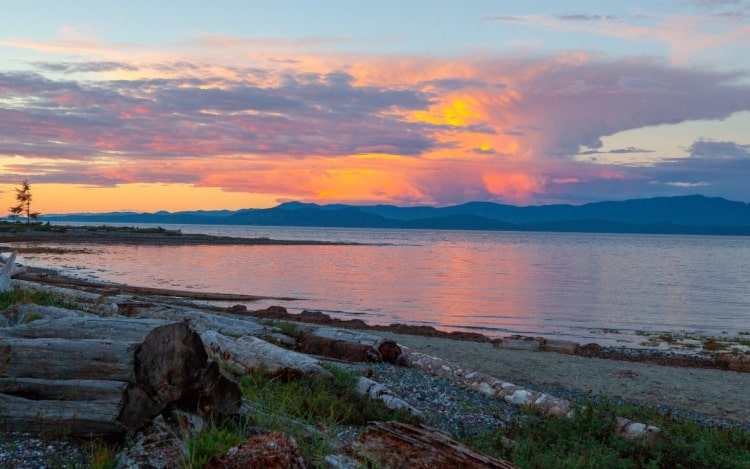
687;140;750;158
579;146;654;155
556;14;619;22
32;61;140;74
0;67;435;160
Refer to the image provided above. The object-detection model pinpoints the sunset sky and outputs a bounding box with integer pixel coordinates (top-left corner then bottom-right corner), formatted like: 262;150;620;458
2;1;750;214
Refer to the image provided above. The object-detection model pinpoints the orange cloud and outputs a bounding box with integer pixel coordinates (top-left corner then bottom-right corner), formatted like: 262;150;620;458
483;172;545;203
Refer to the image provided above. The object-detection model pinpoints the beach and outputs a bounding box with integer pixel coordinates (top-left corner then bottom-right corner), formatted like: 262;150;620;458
366;331;750;427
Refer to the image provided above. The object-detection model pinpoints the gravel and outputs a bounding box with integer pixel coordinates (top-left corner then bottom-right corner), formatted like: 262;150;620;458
367;362;523;439
0;433;88;468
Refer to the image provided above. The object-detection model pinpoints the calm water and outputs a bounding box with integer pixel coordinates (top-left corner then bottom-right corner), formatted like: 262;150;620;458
11;225;750;347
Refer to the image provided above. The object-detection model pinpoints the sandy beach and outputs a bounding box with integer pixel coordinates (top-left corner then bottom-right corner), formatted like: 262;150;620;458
366;331;750;426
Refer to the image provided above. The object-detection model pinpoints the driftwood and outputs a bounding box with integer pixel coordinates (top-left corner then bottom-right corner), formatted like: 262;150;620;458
296;326;402;363
200;330;330;379
0;317;241;436
350;421;519;468
398;346;661;443
135;305;337;378
0;251;18;292
356;376;425;421
133;305;267;337
11;279;122;315
0;303;92;328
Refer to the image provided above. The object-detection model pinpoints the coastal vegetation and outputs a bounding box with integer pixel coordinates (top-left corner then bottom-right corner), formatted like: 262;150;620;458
466;398;750;468
82;386;750;468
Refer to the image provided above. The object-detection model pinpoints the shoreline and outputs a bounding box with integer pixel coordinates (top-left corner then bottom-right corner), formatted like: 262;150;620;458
10;267;749;371
9;273;749;429
0;225;362;246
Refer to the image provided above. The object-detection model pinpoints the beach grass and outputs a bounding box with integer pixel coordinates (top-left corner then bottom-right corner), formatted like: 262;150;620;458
464;397;750;468
0;288;79;311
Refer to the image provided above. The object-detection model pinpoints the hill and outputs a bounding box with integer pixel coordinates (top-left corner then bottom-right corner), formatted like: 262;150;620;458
43;195;750;235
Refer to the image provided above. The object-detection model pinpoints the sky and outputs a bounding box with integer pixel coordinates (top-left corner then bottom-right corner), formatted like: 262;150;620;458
2;1;750;214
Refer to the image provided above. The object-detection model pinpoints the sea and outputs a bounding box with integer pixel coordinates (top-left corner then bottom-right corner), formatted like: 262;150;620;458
10;224;750;348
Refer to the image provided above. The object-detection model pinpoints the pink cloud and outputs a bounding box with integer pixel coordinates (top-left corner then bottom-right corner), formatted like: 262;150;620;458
2;45;750;205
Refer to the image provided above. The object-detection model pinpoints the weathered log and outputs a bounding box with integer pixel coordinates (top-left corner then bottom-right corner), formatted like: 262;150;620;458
0;251;16;292
199;330;330;379
0;303;93;328
355;376;425;421
295;326;401;363
11;279;121;315
351;421;520;468
134;305;267;337
0;317;240;436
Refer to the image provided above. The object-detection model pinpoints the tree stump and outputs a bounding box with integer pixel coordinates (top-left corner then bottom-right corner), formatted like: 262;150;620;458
0;317;241;436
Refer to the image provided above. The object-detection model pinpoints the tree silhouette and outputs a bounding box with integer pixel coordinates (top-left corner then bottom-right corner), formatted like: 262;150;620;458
9;180;41;224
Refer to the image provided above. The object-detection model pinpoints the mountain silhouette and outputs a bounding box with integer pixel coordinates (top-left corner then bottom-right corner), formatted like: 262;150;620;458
44;194;750;236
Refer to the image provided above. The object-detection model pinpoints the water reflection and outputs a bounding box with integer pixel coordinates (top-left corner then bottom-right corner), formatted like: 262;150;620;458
14;229;750;346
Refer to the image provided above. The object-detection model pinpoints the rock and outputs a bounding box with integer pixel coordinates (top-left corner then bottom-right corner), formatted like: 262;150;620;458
577;342;604;357
614;417;662;445
539;338;579;355
716;353;750;372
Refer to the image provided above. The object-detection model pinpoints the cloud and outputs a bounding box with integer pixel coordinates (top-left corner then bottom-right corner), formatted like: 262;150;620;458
579;146;654;155
687;139;750;158
32;61;140;74
3;51;750;206
556;14;620;22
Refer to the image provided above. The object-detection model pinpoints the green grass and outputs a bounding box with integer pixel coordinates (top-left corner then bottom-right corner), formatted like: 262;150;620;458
260;319;303;339
0;288;79;311
238;364;419;464
464;398;750;469
86;440;120;469
179;424;244;469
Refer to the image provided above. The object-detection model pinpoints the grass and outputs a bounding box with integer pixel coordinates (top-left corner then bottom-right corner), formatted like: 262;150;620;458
260;319;303;339
464;398;750;469
179;424;243;469
238;364;419;465
0;288;79;311
86;440;120;469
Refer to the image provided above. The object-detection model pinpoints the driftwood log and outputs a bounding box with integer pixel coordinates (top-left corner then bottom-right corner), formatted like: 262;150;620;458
398;345;661;443
296;326;402;363
134;305;331;378
350;421;519;468
0;317;241;436
0;252;18;292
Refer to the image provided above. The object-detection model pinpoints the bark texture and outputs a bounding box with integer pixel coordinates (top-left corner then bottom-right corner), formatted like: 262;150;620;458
0;317;241;436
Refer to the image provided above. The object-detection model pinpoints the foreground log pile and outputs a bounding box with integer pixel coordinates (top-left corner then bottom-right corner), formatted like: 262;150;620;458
0;262;666;466
0;316;241;436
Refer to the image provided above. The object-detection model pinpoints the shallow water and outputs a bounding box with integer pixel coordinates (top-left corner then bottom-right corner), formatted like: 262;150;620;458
13;224;750;347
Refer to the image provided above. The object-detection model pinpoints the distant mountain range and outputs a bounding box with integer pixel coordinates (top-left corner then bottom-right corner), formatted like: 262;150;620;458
44;195;750;236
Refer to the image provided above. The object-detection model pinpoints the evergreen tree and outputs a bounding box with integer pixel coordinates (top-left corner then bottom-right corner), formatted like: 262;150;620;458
9;180;41;223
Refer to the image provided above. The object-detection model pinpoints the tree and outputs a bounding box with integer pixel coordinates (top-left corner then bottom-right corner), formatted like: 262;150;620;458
9;180;41;224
